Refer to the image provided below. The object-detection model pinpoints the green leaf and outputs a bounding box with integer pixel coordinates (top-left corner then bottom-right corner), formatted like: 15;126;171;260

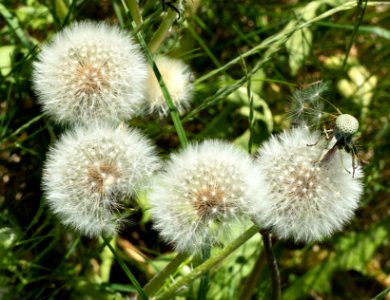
283;218;390;299
0;46;15;76
286;27;313;76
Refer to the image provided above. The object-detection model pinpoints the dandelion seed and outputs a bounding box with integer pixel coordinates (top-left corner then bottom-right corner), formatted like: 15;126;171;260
288;81;328;127
33;21;147;125
253;127;363;243
144;56;194;117
148;140;266;253
43;123;160;237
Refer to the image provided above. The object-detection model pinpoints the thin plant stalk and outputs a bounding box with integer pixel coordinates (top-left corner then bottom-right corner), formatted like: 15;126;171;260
260;229;281;300
101;236;148;300
143;252;189;297
148;7;178;53
127;0;142;26
196;245;211;300
0;113;44;145
155;225;260;300
120;0;188;148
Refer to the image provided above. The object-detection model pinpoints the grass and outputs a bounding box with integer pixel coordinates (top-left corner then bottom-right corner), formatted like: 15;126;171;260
0;0;389;299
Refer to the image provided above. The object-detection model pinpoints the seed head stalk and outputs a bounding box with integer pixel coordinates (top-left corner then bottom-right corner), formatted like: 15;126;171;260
260;229;281;300
142;252;189;297
102;236;148;300
154;225;260;300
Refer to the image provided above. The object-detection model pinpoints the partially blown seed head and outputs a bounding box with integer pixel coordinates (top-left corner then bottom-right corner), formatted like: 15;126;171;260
43;123;160;237
148;140;266;253
33;21;147;125
145;56;193;117
254;127;363;243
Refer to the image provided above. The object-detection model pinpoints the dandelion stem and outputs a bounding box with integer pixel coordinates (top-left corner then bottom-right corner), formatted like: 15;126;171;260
143;252;189;297
101;235;148;300
155;225;260;300
196;245;211;300
260;229;281;300
148;7;178;53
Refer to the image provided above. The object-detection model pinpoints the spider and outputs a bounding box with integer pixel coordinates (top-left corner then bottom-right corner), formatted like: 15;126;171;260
289;81;363;177
318;113;363;178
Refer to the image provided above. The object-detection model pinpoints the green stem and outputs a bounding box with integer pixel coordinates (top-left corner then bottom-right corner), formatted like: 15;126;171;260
127;0;142;26
341;0;368;71
0;3;34;50
155;225;260;300
0;113;45;145
260;229;281;300
101;236;148;300
196;245;211;300
120;0;188;148
148;8;178;53
143;252;189;297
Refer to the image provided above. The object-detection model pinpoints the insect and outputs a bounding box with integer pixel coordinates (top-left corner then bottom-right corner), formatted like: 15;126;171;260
318;113;362;177
289;81;363;177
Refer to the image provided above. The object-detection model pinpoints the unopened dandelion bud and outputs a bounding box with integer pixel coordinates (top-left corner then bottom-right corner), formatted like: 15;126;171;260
33;21;147;125
43;123;160;237
253;127;363;243
148;140;266;254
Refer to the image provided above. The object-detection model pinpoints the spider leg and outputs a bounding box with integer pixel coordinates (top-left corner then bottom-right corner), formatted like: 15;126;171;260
350;142;362;178
307;129;333;147
320;140;339;165
339;148;351;175
324;126;334;140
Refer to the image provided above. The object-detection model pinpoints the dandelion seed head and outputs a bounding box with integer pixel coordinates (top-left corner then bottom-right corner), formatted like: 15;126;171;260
254;127;363;243
43;123;160;237
33;21;147;125
148;140;266;253
145;56;193;117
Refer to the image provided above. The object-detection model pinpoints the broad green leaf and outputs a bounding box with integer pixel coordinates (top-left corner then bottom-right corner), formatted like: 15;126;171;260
298;1;324;21
283;218;390;299
286;27;313;76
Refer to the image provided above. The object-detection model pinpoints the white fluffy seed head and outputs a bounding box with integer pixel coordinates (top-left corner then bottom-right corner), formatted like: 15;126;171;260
254;127;363;243
148;140;266;254
144;56;193;117
42;123;160;237
335;114;359;135
33;21;148;125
